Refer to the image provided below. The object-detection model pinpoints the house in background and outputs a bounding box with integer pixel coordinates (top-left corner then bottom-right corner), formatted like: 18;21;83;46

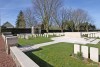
2;22;14;28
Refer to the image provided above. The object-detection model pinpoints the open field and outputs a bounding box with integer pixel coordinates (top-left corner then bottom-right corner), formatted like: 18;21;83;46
26;43;98;67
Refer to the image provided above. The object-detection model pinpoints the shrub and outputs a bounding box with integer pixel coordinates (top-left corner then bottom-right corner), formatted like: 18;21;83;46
76;52;83;60
86;58;92;63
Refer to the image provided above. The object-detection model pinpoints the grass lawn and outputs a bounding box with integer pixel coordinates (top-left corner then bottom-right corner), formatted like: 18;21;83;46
26;43;98;67
18;37;53;46
86;43;100;48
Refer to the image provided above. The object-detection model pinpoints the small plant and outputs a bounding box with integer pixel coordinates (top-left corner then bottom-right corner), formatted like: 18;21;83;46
86;58;92;63
76;52;83;60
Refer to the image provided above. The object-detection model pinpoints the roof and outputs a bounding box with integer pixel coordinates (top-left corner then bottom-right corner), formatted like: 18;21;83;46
2;22;14;28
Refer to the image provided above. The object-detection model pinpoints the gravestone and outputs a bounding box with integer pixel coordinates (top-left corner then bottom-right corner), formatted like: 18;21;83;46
21;34;24;39
34;34;36;38
81;46;88;58
43;34;45;37
47;34;49;37
74;44;80;54
25;35;29;39
90;47;99;62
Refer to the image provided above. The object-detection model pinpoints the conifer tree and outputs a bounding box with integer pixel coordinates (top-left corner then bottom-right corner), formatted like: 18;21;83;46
16;11;26;28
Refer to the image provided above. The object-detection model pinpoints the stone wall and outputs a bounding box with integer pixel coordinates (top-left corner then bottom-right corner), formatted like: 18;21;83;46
2;33;18;54
10;46;39;67
5;36;18;54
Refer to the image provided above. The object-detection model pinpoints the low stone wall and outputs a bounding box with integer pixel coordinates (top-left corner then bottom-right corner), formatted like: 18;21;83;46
64;32;81;38
2;33;18;54
44;32;65;36
2;33;40;67
44;32;81;38
2;33;6;41
45;32;100;38
5;36;18;54
10;46;39;67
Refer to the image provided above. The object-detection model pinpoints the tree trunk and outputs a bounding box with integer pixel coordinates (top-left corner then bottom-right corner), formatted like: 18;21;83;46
77;27;80;32
46;28;49;33
60;28;63;33
71;29;74;32
86;26;89;32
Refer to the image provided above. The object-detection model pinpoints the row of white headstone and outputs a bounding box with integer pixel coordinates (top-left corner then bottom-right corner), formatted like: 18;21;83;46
33;34;49;38
83;33;100;38
74;44;99;62
17;34;49;39
44;33;65;36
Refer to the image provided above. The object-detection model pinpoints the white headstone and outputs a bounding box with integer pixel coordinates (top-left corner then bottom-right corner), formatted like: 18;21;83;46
21;35;24;38
81;46;88;58
43;34;45;37
25;35;29;39
44;34;46;37
42;34;43;37
90;34;92;38
88;34;90;37
40;34;42;37
74;44;80;54
47;34;48;37
34;34;36;38
90;47;99;62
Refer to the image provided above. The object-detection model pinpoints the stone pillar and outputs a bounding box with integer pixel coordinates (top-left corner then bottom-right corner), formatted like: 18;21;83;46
39;27;41;34
31;26;34;34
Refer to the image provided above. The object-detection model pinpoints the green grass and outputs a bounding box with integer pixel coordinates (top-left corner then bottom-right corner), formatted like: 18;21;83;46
18;37;53;46
86;43;100;48
26;43;98;67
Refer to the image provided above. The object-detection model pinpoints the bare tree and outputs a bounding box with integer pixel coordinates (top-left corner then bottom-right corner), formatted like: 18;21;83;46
32;0;62;32
65;8;75;31
72;9;92;32
53;8;93;32
24;8;37;28
53;8;67;32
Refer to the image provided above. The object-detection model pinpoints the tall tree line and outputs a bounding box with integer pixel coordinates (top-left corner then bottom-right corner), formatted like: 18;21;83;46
18;0;96;32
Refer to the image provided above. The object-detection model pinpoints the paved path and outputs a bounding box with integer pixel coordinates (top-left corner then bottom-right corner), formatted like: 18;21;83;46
0;36;16;67
20;41;60;52
19;36;100;52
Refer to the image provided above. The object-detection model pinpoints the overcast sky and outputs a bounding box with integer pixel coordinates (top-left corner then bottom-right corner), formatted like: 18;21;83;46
0;0;100;28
